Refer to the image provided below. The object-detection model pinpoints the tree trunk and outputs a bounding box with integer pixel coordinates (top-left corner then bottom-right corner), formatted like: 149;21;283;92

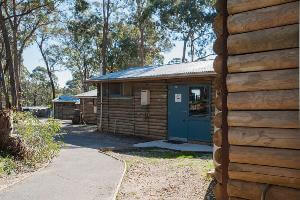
136;0;145;66
101;0;110;75
190;33;195;62
83;58;88;92
37;41;56;99
0;58;10;108
12;0;21;110
0;9;18;108
182;38;188;63
139;24;145;66
0;110;13;149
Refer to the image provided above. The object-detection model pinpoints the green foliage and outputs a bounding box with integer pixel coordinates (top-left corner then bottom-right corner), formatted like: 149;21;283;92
152;0;216;60
0;154;17;176
22;66;57;106
13;112;62;167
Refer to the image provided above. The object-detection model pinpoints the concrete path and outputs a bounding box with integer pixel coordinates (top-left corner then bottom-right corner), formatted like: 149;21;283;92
134;140;213;152
0;121;143;200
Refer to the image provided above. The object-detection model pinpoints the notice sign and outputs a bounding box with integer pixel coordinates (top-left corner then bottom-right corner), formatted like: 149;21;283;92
175;94;182;103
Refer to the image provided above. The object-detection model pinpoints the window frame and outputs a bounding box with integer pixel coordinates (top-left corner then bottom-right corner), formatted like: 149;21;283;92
188;85;211;117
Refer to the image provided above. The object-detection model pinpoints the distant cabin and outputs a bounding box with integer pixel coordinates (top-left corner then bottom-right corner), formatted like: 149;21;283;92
87;60;216;142
52;96;80;120
75;89;97;124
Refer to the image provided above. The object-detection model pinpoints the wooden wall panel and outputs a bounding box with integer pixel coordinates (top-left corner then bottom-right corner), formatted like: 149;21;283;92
213;0;300;199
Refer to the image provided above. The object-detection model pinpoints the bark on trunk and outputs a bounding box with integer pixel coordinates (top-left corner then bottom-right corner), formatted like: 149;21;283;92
0;9;18;108
0;58;10;108
12;0;21;110
101;0;110;75
37;41;56;99
182;38;188;63
139;25;145;66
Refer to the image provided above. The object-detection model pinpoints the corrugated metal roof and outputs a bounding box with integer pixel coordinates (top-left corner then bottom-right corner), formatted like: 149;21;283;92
52;96;80;103
88;60;215;82
75;89;97;98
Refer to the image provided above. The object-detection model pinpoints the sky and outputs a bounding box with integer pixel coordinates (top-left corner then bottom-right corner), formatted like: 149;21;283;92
23;41;186;88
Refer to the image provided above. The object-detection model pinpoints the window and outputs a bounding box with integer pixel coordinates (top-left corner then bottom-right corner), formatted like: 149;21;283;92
103;83;132;97
189;86;209;116
110;83;122;96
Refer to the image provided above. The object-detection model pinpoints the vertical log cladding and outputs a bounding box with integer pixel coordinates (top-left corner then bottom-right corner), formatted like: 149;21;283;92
227;24;299;55
213;128;222;147
220;0;229;199
228;1;299;34
213;14;224;36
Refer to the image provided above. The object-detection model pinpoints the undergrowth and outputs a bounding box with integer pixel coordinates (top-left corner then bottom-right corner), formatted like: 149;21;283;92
0;112;62;176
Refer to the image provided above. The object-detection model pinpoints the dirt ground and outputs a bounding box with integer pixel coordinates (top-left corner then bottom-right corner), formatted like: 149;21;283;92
106;148;216;200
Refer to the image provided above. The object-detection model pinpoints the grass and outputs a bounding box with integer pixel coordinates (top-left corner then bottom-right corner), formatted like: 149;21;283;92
121;148;214;175
0;154;16;176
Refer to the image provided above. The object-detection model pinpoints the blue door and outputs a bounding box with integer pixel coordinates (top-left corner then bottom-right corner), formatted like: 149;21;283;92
168;84;211;142
168;85;188;141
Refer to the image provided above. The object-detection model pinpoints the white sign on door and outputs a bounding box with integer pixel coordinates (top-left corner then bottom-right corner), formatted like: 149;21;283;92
175;94;182;103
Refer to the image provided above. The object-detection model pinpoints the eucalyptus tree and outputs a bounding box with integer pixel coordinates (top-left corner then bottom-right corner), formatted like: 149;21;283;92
153;0;216;62
22;66;56;106
60;0;101;92
126;0;172;66
0;0;62;109
35;20;63;100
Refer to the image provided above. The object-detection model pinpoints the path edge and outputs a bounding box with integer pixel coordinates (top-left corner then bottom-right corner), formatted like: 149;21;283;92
99;150;127;200
0;158;53;192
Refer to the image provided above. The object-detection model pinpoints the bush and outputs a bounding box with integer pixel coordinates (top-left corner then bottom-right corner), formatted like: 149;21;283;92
0;154;16;176
13;112;62;167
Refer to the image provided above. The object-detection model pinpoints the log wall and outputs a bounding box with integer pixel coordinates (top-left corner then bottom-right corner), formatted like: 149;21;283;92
213;0;299;199
53;102;76;120
97;77;215;140
80;98;97;124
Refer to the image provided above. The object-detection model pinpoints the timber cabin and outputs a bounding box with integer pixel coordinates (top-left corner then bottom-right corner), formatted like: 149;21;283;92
87;60;216;142
52;96;80;120
75;90;97;124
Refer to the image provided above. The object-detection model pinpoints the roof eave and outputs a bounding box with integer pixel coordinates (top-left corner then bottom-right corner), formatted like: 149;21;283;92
86;72;216;83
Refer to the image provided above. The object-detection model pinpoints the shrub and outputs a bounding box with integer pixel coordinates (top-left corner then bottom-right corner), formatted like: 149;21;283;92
0;154;16;176
13;112;62;167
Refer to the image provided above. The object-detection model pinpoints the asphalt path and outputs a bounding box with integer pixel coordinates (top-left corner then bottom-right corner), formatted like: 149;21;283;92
0;122;131;200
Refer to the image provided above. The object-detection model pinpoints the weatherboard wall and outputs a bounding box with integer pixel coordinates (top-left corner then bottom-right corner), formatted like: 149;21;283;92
96;77;216;141
53;102;76;120
79;98;97;124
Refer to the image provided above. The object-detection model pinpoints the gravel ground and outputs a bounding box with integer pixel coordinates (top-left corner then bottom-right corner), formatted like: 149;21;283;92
106;148;216;200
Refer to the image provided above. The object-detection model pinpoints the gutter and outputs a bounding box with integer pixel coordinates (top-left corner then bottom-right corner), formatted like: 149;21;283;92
85;72;217;83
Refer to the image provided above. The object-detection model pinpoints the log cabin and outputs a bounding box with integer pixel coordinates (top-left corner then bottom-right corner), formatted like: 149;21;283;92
75;89;97;124
212;0;300;199
87;60;216;142
52;96;80;120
